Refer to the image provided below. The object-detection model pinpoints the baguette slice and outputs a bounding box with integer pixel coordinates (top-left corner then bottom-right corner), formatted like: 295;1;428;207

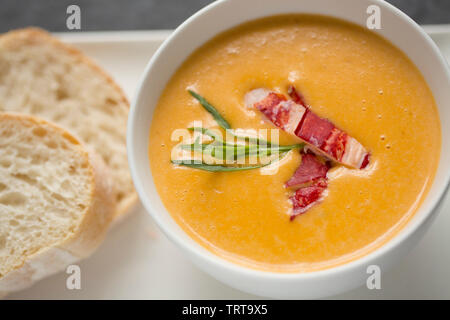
0;27;136;220
0;112;116;292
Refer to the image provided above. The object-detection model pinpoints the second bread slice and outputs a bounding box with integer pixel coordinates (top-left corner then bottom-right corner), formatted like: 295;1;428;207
0;28;136;220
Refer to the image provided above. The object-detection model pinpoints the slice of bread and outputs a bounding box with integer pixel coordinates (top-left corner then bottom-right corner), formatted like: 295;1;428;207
0;28;136;220
0;112;116;292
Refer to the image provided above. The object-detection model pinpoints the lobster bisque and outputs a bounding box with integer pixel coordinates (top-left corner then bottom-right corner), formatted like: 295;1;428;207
149;15;441;272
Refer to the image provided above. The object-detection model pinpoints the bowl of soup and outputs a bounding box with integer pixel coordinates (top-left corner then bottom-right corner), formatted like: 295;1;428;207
128;0;450;298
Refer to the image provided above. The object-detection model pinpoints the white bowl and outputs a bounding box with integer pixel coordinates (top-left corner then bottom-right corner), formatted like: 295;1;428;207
128;0;450;299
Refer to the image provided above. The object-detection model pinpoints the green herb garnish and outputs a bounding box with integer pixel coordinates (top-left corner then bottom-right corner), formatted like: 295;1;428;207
176;91;303;172
188;126;275;147
179;141;303;160
171;162;266;172
172;152;288;172
188;90;231;130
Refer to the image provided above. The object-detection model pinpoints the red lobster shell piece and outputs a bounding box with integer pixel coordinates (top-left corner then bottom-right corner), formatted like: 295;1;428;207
286;152;329;220
288;84;308;108
245;88;370;169
285;153;328;188
290;179;328;219
244;88;306;136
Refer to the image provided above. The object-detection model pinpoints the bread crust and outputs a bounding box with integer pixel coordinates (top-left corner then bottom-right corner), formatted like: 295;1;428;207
0;27;138;220
0;113;116;292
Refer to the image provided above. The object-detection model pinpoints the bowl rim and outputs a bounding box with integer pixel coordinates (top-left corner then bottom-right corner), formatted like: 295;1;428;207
128;0;450;281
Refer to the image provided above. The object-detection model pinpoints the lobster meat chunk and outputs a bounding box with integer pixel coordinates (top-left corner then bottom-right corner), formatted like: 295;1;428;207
286;152;329;219
285;153;328;188
245;88;306;135
245;87;370;169
288;84;308;108
290;178;328;218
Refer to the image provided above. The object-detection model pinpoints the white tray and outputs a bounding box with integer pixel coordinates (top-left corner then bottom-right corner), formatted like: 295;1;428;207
7;26;450;299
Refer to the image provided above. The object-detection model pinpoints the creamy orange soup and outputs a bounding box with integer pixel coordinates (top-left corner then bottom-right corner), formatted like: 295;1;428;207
149;15;441;272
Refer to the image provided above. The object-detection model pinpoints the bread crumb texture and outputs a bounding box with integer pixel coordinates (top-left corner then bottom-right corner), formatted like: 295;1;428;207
0;115;91;277
0;28;135;217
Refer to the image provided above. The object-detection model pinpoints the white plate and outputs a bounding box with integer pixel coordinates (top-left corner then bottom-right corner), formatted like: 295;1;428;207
6;27;450;299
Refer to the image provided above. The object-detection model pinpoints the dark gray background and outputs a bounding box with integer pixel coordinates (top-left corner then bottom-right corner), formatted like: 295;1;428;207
0;0;449;32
